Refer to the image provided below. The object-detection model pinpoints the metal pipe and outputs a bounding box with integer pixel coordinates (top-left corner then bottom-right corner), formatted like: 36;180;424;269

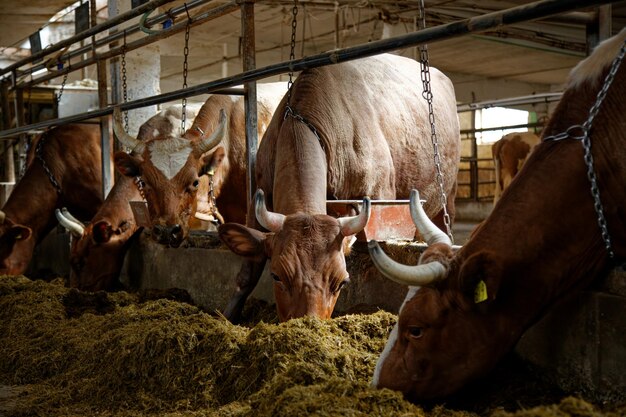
0;0;177;79
241;1;258;207
17;0;213;81
17;2;239;90
457;92;563;112
0;0;616;139
0;87;245;139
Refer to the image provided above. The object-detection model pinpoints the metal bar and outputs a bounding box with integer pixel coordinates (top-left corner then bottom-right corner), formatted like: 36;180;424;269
1;81;15;184
457;92;563;112
17;2;239;90
92;0;113;199
0;0;177;79
461;122;544;135
327;200;410;204
241;1;258;208
18;0;213;81
0;0;616;138
0;87;245;139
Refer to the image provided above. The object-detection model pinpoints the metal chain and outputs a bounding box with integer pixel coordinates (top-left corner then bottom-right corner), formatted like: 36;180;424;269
181;19;191;134
285;0;299;109
417;0;453;243
36;134;62;194
121;33;129;133
542;37;625;259
134;176;146;201
56;72;69;106
208;171;221;224
579;38;625;259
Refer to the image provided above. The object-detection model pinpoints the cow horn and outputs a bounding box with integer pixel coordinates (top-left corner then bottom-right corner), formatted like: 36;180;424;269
113;107;143;152
368;240;446;286
196;108;228;154
0;210;5;224
338;197;371;236
410;189;452;246
254;189;285;232
61;208;85;228
55;208;85;238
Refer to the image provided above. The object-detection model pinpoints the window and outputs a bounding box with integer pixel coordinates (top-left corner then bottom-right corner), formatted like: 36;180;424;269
474;107;530;145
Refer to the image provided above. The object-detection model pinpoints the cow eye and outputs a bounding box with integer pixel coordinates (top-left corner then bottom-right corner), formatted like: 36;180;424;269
192;179;200;188
408;326;423;339
270;273;281;282
336;277;350;293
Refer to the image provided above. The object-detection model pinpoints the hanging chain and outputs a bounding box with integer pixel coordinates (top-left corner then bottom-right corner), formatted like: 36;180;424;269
543;38;625;259
181;7;191;134
56;72;69;106
285;0;299;109
36;134;62;194
121;32;129;133
417;0;453;243
134;176;146;201
207;170;222;224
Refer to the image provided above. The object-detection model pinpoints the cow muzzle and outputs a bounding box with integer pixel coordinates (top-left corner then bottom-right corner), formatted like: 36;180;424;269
152;224;184;247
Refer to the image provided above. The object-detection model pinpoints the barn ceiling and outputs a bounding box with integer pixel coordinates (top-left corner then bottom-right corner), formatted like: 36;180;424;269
1;0;625;106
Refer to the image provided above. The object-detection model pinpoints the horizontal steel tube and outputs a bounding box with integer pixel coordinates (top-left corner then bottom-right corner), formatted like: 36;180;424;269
18;0;213;80
17;2;239;90
0;0;616;138
0;0;176;78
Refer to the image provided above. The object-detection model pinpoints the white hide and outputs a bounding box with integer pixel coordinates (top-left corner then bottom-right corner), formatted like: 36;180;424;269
569;27;626;88
148;137;193;180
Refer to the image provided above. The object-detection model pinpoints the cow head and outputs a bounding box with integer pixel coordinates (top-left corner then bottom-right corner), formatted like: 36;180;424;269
219;189;370;321
56;207;134;291
368;190;504;401
112;106;227;247
0;210;34;275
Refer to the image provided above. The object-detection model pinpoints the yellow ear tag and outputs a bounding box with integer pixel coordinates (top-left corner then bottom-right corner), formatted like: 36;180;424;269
474;280;488;303
207;169;215;176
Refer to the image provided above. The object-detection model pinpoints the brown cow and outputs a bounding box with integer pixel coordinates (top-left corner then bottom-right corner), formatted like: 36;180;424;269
368;28;626;402
59;88;285;291
218;54;460;322
492;131;540;204
112;84;287;248
0;124;104;275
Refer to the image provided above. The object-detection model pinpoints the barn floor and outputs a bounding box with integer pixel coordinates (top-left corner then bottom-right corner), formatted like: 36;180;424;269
1;276;625;417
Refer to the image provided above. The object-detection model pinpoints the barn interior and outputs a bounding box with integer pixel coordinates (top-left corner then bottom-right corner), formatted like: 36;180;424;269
0;0;625;416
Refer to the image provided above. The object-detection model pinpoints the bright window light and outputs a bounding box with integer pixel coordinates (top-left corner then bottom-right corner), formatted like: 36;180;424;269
475;107;530;145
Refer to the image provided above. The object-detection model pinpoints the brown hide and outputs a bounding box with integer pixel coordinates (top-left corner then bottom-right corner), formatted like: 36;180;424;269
372;29;626;401
113;87;284;248
492;132;540;204
0;124;104;275
219;54;460;322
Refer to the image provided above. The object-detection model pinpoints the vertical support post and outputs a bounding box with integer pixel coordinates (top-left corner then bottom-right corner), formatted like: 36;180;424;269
241;0;258;209
108;0;122;155
586;5;612;54
1;80;15;185
92;0;113;199
470;110;479;201
14;84;26;180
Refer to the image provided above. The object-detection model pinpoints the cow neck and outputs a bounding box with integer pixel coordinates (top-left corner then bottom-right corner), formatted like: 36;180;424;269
273;116;327;215
2;165;58;239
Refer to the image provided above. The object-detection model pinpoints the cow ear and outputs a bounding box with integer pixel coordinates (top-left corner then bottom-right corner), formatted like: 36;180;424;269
9;225;32;242
218;223;268;261
458;251;503;312
200;146;226;176
92;221;113;244
114;151;142;177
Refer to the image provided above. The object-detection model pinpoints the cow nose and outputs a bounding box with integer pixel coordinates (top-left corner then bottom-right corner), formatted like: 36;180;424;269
169;224;183;247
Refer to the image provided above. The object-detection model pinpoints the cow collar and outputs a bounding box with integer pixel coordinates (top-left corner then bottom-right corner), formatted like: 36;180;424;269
284;105;325;152
36;133;62;194
134;177;146;201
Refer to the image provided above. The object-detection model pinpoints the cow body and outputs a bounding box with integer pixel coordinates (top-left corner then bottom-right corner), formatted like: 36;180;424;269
492;131;540;204
0;124;104;275
114;85;286;248
74;87;285;290
219;54;460;322
369;29;626;401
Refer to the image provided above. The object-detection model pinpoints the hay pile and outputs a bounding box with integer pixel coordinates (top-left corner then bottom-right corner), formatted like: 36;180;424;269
0;276;623;417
